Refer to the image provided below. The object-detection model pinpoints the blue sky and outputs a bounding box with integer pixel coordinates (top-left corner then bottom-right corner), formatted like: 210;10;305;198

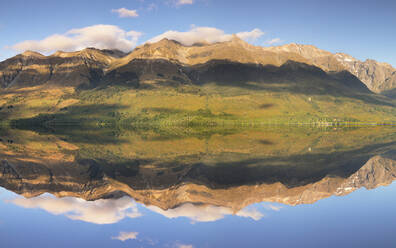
0;0;395;66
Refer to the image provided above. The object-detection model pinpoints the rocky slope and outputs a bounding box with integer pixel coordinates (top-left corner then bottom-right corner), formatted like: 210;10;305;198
268;43;396;93
105;37;396;93
0;48;126;89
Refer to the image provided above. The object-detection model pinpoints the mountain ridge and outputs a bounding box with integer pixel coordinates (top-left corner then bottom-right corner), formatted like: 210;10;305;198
1;38;395;93
1;37;396;125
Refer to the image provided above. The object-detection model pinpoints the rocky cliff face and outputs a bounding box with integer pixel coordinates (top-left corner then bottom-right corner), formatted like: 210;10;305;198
0;48;126;89
113;38;396;93
1;38;395;94
265;43;396;93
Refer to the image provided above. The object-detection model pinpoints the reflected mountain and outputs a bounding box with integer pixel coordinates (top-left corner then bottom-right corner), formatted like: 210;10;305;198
1;126;396;223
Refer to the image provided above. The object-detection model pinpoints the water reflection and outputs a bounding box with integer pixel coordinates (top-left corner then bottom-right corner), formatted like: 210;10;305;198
8;193;264;223
9;195;141;224
1;126;395;224
1;126;396;247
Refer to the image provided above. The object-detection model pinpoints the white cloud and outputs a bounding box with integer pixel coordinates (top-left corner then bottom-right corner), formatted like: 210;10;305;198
112;8;139;18
112;231;139;242
10;25;142;54
176;0;194;5
147;203;264;222
264;38;283;45
236;28;265;42
148;26;264;46
10;195;142;224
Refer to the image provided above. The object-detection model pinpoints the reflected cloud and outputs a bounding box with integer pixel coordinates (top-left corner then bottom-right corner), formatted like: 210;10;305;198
263;203;283;211
176;244;193;248
237;207;265;220
10;195;142;224
112;231;139;241
147;203;263;222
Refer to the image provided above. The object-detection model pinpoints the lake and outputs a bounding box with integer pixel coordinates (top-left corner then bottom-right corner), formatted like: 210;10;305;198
0;125;395;248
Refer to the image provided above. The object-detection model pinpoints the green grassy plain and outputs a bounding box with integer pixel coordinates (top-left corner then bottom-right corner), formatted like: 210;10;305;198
1;82;396;127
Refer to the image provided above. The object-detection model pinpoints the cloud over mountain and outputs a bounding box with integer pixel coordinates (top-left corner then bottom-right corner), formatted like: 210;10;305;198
8;25;265;55
10;25;142;54
148;26;264;46
264;38;283;45
236;28;265;42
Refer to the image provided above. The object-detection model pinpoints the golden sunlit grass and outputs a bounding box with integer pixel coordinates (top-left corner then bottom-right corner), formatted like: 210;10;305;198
2;83;396;127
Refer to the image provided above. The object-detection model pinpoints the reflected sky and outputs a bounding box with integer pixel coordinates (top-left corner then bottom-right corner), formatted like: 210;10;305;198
1;183;396;248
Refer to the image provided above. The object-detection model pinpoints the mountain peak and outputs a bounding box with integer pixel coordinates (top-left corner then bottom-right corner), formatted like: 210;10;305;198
21;50;44;57
228;34;248;45
153;38;183;47
363;58;394;68
52;50;69;57
231;34;242;41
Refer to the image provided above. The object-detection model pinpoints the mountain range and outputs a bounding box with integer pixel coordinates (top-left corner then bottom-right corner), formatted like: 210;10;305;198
1;36;396;124
1;36;395;93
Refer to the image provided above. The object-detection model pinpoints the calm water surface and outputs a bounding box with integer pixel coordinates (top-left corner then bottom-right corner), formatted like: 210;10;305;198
0;126;395;248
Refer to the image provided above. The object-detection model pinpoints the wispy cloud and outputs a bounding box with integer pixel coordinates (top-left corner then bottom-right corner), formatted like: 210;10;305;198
9;25;142;54
264;38;284;45
112;231;139;242
263;203;283;211
175;0;194;6
176;244;194;248
147;3;159;11
148;26;264;46
112;8;139;18
10;195;142;224
236;28;265;42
